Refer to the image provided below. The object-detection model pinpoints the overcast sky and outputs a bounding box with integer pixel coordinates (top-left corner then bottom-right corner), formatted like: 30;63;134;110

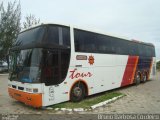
3;0;160;59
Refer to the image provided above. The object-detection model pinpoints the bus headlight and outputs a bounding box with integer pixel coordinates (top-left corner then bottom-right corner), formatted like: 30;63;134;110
26;88;38;93
33;88;38;93
26;88;32;92
8;84;12;87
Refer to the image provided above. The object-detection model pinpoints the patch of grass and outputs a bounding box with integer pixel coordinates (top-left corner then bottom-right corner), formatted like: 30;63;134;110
51;92;125;109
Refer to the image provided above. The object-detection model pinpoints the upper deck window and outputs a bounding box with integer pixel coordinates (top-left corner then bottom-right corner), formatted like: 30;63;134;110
47;25;70;47
14;25;71;49
15;27;45;46
74;29;155;57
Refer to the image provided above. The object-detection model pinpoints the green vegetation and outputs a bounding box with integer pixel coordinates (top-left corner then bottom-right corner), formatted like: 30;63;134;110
0;1;40;66
157;61;160;71
0;70;8;74
0;1;21;62
52;92;125;109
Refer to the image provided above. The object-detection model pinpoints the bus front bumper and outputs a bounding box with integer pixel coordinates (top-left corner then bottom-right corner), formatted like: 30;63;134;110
8;88;42;108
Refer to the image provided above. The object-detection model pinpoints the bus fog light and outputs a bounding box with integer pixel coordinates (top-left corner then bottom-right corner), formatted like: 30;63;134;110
26;88;32;92
33;88;38;93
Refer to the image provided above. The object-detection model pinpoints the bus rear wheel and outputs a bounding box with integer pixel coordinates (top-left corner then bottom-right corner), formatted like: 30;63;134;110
135;73;141;85
142;73;147;83
70;82;86;102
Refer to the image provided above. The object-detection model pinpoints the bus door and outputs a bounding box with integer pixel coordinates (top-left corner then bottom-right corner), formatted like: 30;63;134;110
42;49;70;106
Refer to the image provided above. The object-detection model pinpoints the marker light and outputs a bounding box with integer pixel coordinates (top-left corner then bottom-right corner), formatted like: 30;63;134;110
8;84;12;87
26;88;32;92
33;88;38;93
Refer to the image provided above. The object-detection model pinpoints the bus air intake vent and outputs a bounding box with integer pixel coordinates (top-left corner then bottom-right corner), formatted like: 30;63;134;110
18;86;24;91
12;85;17;89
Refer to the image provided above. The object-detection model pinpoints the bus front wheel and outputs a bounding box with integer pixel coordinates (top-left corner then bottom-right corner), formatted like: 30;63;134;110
70;82;86;102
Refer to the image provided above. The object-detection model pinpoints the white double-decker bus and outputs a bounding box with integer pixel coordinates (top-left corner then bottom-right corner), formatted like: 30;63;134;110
8;23;156;107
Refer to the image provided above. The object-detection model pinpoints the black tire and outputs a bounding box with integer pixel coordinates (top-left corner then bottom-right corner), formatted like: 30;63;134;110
142;73;147;83
70;82;86;102
135;73;141;85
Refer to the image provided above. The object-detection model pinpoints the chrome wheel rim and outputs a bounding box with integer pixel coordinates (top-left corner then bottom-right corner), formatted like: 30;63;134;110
143;75;147;82
73;87;82;97
136;74;140;83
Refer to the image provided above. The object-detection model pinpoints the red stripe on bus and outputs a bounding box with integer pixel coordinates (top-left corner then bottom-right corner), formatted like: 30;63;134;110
130;56;139;84
121;56;139;87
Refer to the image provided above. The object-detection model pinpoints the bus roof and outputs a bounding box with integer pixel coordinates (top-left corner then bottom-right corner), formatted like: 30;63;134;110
20;22;155;47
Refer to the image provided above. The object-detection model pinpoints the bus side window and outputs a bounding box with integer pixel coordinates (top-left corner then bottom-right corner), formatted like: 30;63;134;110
47;26;59;45
138;44;146;57
62;27;70;47
129;42;139;56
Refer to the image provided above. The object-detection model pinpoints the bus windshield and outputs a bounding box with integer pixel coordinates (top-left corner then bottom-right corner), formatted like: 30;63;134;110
9;24;71;84
14;26;45;46
9;48;42;83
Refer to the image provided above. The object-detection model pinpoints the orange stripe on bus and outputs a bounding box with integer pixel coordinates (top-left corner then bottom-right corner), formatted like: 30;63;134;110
8;88;42;108
121;56;139;86
130;56;139;84
148;57;153;80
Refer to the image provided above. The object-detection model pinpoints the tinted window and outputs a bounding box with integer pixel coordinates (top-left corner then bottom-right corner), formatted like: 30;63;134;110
96;35;115;54
145;45;155;57
15;27;45;46
9;48;43;83
47;26;70;47
47;26;59;44
151;46;156;57
61;50;70;80
42;49;70;86
74;30;96;52
146;46;152;57
42;50;60;85
128;42;139;56
74;29;155;57
111;38;129;55
74;29;131;55
74;29;116;54
62;27;71;47
138;44;145;56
